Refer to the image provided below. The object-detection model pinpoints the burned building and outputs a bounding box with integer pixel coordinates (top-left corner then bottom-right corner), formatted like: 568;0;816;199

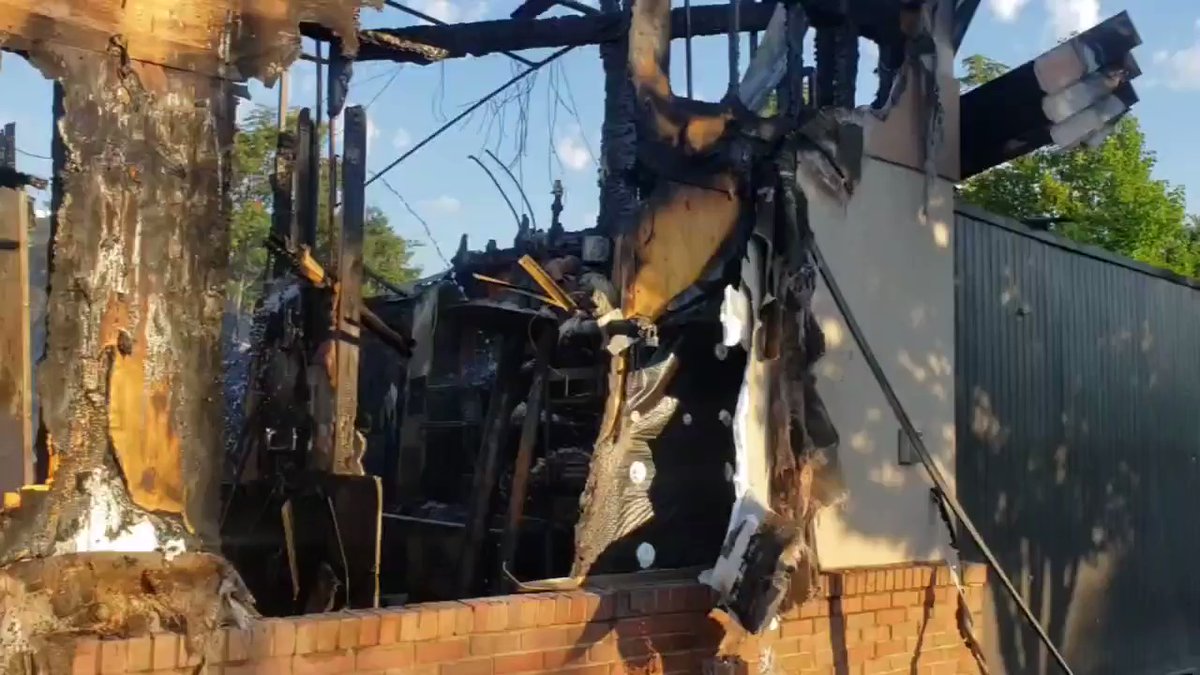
0;0;1156;673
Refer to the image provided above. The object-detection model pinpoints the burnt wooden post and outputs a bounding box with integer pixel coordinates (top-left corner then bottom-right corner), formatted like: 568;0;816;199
335;105;367;475
497;327;555;590
457;332;525;596
597;0;638;238
0;186;32;497
271;129;297;276
295;108;319;249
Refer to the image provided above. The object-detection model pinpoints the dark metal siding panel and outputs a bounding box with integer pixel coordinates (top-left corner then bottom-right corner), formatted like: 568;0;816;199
955;209;1200;675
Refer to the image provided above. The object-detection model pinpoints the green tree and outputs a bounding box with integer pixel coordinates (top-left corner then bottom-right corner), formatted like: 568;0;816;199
958;54;1009;89
957;55;1198;277
230;106;421;312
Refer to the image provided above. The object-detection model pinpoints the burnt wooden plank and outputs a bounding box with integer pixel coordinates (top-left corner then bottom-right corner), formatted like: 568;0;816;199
0;187;32;495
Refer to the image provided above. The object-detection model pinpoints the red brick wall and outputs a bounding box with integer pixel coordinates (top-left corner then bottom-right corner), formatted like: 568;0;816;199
67;562;987;675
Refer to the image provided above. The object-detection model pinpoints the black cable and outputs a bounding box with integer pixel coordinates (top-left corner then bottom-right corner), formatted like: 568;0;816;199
807;237;1075;675
484;149;538;231
365;45;575;190
377;176;450;267
365;66;403;109
469;154;522;229
15;147;51;161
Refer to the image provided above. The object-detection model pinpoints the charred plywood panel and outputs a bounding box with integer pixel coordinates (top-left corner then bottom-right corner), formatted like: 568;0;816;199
0;188;32;496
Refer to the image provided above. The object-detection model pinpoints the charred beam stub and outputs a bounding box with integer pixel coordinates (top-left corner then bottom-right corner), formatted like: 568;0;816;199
960;11;1142;178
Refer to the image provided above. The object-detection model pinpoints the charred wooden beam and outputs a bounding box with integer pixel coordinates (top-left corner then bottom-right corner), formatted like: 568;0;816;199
295;109;319;248
308;2;777;65
0;48;234;565
596;0;638;238
960;11;1142;178
0;0;365;80
333;106;368;476
511;0;599;19
457;334;525;596
497;327;554;591
271;131;298;277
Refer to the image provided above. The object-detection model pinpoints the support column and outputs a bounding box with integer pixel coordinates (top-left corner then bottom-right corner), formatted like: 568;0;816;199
0;48;232;563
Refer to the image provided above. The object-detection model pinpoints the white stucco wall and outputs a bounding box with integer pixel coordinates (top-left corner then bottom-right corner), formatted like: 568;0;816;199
808;156;956;569
808;0;961;569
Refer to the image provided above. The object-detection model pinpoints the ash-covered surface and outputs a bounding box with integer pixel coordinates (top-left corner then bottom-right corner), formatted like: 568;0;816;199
0;552;253;672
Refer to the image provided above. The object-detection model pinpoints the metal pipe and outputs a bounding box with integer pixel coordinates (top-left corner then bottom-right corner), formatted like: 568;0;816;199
685;0;694;98
727;0;740;94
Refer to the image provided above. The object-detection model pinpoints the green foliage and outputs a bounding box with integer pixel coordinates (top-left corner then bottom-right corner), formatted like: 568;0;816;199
958;55;1009;89
230;106;421;310
958;56;1199;278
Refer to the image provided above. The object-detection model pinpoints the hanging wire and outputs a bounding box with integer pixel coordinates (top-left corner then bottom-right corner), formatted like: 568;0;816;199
15;147;51;160
365;45;575;190
485;149;537;230
364;66;403;109
468;154;522;229
377;176;450;267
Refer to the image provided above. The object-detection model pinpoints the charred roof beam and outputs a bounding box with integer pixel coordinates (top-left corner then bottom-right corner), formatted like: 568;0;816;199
960;11;1142;179
318;4;775;64
511;0;600;20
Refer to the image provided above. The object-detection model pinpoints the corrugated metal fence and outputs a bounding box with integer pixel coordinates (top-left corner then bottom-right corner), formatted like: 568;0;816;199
955;204;1200;675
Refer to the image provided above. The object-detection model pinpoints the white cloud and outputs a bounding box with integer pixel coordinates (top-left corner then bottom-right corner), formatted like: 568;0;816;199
987;0;1100;38
1047;0;1100;39
366;115;380;150
412;0;488;22
393;127;412;150
555;127;593;172
421;195;461;215
1155;43;1200;91
296;72;315;94
988;0;1031;22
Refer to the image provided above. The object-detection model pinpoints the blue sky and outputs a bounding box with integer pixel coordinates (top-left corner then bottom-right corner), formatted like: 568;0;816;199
1;0;1198;274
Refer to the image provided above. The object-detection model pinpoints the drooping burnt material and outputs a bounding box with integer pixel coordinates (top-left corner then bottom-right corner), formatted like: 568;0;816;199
569;0;936;634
